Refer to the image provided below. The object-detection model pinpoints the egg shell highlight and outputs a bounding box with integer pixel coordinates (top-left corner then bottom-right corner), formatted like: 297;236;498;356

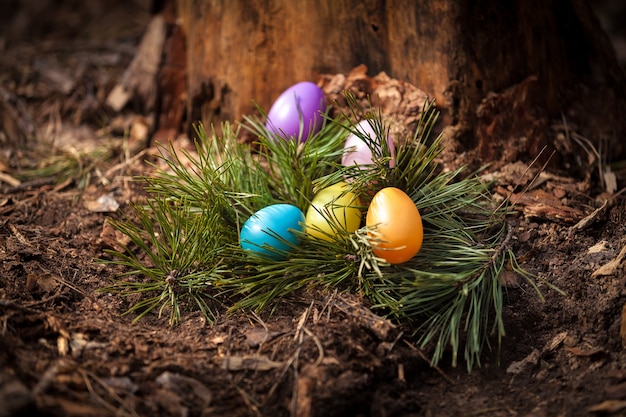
305;182;362;242
265;81;326;141
240;204;305;260
342;120;395;168
366;187;423;264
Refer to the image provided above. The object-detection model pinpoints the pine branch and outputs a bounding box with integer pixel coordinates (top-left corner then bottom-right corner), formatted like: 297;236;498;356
99;196;229;325
98;90;552;370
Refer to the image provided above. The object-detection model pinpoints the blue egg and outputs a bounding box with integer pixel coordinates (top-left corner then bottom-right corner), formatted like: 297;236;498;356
240;204;305;260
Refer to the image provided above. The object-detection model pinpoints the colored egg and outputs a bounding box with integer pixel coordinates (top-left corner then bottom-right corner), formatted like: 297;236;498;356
265;81;326;141
305;182;362;241
240;204;305;260
365;187;423;264
342;120;395;168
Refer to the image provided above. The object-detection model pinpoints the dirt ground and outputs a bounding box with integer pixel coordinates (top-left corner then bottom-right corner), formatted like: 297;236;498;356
2;2;626;417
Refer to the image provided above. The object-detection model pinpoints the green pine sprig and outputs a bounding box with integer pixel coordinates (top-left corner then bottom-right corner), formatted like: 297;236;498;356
99;196;228;325
99;91;552;370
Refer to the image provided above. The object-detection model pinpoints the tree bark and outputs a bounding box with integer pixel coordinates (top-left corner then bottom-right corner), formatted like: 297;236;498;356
172;0;625;161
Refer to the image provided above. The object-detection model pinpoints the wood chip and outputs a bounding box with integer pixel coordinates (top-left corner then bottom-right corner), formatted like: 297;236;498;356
220;355;283;371
57;335;70;357
106;15;166;112
542;331;568;353
592;244;626;277
26;273;60;293
99;220;131;252
603;168;617;194
9;224;30;246
506;349;541;374
69;333;108;358
564;345;604;357
84;193;120;212
588;400;626;414
0;171;21;187
245;327;283;347
508;189;584;222
572;199;608;231
588;240;610;254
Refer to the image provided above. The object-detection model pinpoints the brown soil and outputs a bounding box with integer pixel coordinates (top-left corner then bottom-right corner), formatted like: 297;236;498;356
1;2;626;417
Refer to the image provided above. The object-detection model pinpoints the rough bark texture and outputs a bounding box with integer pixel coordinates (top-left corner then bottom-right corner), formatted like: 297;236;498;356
174;0;626;161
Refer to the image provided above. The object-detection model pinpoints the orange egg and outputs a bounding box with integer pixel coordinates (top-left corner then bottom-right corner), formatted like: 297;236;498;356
365;187;423;264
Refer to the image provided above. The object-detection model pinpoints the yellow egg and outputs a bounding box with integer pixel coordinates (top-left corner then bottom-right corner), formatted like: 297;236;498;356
305;182;362;241
366;187;423;264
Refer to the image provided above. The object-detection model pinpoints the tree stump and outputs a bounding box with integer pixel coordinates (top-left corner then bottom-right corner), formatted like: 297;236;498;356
169;0;625;163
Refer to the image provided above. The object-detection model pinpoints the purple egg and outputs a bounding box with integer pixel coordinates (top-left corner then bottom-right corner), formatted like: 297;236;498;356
265;81;326;141
342;120;396;168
